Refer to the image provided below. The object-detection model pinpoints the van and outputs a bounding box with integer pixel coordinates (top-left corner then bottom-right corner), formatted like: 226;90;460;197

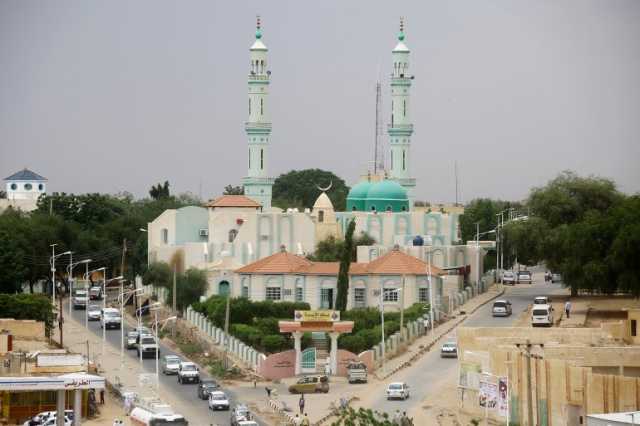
347;361;367;384
531;304;554;327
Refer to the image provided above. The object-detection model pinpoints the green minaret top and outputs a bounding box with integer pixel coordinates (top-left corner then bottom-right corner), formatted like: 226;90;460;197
398;17;405;41
255;15;262;39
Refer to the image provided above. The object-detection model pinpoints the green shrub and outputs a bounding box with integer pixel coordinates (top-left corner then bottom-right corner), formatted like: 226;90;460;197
338;334;367;354
261;335;288;353
0;294;55;336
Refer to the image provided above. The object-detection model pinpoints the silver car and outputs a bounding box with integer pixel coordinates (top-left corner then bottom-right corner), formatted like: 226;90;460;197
87;305;101;321
162;355;182;375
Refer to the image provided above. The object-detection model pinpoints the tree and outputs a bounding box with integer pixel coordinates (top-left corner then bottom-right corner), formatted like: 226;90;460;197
0;228;28;293
309;231;375;262
0;190;6;199
336;220;355;311
143;262;172;288
149;181;170;200
223;185;244;195
272;169;349;211
168;268;208;311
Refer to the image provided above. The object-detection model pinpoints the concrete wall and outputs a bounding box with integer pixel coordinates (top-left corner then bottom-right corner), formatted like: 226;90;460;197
0;319;44;340
258;349;295;380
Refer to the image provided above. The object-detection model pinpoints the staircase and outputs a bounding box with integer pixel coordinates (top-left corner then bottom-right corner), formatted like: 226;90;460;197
311;332;329;374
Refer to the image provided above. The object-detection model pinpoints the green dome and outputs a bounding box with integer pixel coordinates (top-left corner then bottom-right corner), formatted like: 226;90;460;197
346;181;373;211
255;29;262;39
398;31;405;41
367;180;407;200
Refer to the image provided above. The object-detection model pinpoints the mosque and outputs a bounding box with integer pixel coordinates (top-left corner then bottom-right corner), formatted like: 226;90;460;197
147;19;485;313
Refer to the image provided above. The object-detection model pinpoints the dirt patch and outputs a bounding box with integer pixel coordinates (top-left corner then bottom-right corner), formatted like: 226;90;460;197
585;310;628;328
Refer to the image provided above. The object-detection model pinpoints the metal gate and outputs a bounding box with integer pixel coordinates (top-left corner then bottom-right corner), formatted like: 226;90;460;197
301;348;316;373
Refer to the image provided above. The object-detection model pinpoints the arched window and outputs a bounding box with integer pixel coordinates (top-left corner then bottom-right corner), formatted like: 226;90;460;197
229;229;238;243
24;183;32;190
391;101;394;127
10;183;17;190
249;98;251;115
391;150;394;169
161;228;168;244
403;100;406;117
352;206;357;211
371;206;376;211
248;149;251;169
260;149;264;169
318;210;324;223
402;150;406;170
260;99;263;115
260;60;264;73
38;183;44;191
386;206;392;212
401;206;407;212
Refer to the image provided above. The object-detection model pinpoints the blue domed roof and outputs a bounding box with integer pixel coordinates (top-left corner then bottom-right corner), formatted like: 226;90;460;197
367;180;408;200
347;181;373;199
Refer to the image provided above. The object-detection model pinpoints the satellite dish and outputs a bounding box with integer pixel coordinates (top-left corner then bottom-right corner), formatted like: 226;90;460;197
316;180;333;192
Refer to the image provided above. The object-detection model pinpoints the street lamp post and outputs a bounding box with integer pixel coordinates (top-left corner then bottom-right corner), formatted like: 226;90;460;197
85;267;105;330
101;273;123;358
68;259;92;316
50;245;71;306
424;236;436;335
119;288;143;369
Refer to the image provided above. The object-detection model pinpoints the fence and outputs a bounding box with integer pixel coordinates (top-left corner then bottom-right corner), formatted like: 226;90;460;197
140;284;168;305
183;306;266;372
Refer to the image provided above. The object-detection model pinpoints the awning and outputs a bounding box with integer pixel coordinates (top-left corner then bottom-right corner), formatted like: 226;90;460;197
0;373;105;391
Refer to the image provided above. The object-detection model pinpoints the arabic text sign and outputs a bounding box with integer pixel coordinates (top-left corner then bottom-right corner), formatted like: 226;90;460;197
479;377;498;410
294;310;340;322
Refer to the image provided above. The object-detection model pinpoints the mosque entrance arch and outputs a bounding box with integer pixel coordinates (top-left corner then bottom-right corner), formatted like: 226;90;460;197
218;280;230;297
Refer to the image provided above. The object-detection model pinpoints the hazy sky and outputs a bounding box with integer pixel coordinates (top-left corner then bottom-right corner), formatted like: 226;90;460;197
1;1;639;204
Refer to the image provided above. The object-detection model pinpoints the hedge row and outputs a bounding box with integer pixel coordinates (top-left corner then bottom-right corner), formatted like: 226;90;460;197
0;293;55;336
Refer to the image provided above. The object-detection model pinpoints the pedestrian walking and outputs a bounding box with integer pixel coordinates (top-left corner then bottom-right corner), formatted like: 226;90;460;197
100;389;105;405
565;300;572;319
299;394;305;414
301;413;310;425
265;386;272;398
293;414;302;426
393;409;402;425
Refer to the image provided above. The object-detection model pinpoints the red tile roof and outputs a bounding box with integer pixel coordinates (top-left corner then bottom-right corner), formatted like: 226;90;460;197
235;249;444;276
205;195;261;208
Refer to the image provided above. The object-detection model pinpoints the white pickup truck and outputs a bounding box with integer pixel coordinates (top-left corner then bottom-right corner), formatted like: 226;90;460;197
177;362;200;384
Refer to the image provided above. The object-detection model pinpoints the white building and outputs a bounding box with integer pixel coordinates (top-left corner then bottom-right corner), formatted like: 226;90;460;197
0;168;47;212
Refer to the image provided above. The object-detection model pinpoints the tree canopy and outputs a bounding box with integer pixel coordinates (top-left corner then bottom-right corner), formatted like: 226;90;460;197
223;185;244;195
149;181;171;200
272;169;349;211
505;171;639;296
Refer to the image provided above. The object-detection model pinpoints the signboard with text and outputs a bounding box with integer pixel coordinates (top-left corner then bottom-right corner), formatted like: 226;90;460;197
294;310;340;322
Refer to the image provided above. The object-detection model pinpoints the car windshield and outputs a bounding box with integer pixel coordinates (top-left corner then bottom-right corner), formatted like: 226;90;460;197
534;298;547;304
89;306;100;311
105;312;119;317
128;332;138;337
389;384;403;390
504;272;513;277
166;357;180;363
443;342;456;348
211;394;226;400
519;272;531;276
182;364;196;371
493;302;507;307
142;337;156;344
75;290;87;296
533;309;548;316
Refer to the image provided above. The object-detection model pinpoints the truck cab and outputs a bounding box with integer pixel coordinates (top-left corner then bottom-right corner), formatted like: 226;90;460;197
347;361;367;384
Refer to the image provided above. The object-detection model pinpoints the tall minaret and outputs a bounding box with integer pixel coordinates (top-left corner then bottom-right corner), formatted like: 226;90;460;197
388;18;416;208
242;16;274;209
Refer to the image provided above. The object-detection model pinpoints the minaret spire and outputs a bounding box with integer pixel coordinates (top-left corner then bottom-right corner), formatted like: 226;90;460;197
388;18;416;208
242;17;274;209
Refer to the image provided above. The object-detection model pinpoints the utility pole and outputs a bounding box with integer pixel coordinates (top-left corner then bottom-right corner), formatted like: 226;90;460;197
223;291;231;369
58;295;64;347
172;265;177;338
120;238;127;278
86;340;90;373
516;339;544;426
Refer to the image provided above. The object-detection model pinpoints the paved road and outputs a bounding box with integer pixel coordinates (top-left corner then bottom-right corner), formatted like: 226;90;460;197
369;274;567;416
70;305;264;426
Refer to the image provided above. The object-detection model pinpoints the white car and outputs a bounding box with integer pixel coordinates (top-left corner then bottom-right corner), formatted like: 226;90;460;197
100;307;122;329
23;410;74;426
177;361;200;384
502;271;516;285
531;304;554;327
386;382;410;400
492;300;513;317
87;305;101;321
72;289;88;309
440;341;458;358
208;391;230;411
137;334;160;359
162;355;182;375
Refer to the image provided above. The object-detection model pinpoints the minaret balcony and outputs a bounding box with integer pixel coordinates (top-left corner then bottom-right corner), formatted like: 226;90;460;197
248;74;270;82
387;124;413;136
245;122;272;134
390;77;412;87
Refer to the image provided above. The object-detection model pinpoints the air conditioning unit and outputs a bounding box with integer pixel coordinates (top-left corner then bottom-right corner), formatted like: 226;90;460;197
199;229;208;237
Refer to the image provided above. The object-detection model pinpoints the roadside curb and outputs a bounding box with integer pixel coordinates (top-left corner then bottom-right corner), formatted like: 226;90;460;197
375;287;506;381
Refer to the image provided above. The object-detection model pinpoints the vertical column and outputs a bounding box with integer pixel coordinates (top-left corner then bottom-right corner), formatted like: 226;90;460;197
293;331;302;376
56;389;65;426
329;332;339;376
74;389;82;425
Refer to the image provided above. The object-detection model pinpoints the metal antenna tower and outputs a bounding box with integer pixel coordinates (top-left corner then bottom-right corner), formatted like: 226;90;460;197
374;82;384;174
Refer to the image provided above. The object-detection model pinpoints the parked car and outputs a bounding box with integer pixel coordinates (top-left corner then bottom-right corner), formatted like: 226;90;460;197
492;300;513;317
127;326;152;349
347;361;367;384
89;285;103;300
531;304;554;327
208;391;230;411
551;273;562;283
100;307;122;329
440;341;458;358
23;410;74;426
162;355;183;375
72;289;88;309
502;271;516;285
230;404;252;425
177;361;200;384
87;304;102;321
288;375;329;394
386;382;410;400
517;270;533;284
197;378;219;399
137;334;160;359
